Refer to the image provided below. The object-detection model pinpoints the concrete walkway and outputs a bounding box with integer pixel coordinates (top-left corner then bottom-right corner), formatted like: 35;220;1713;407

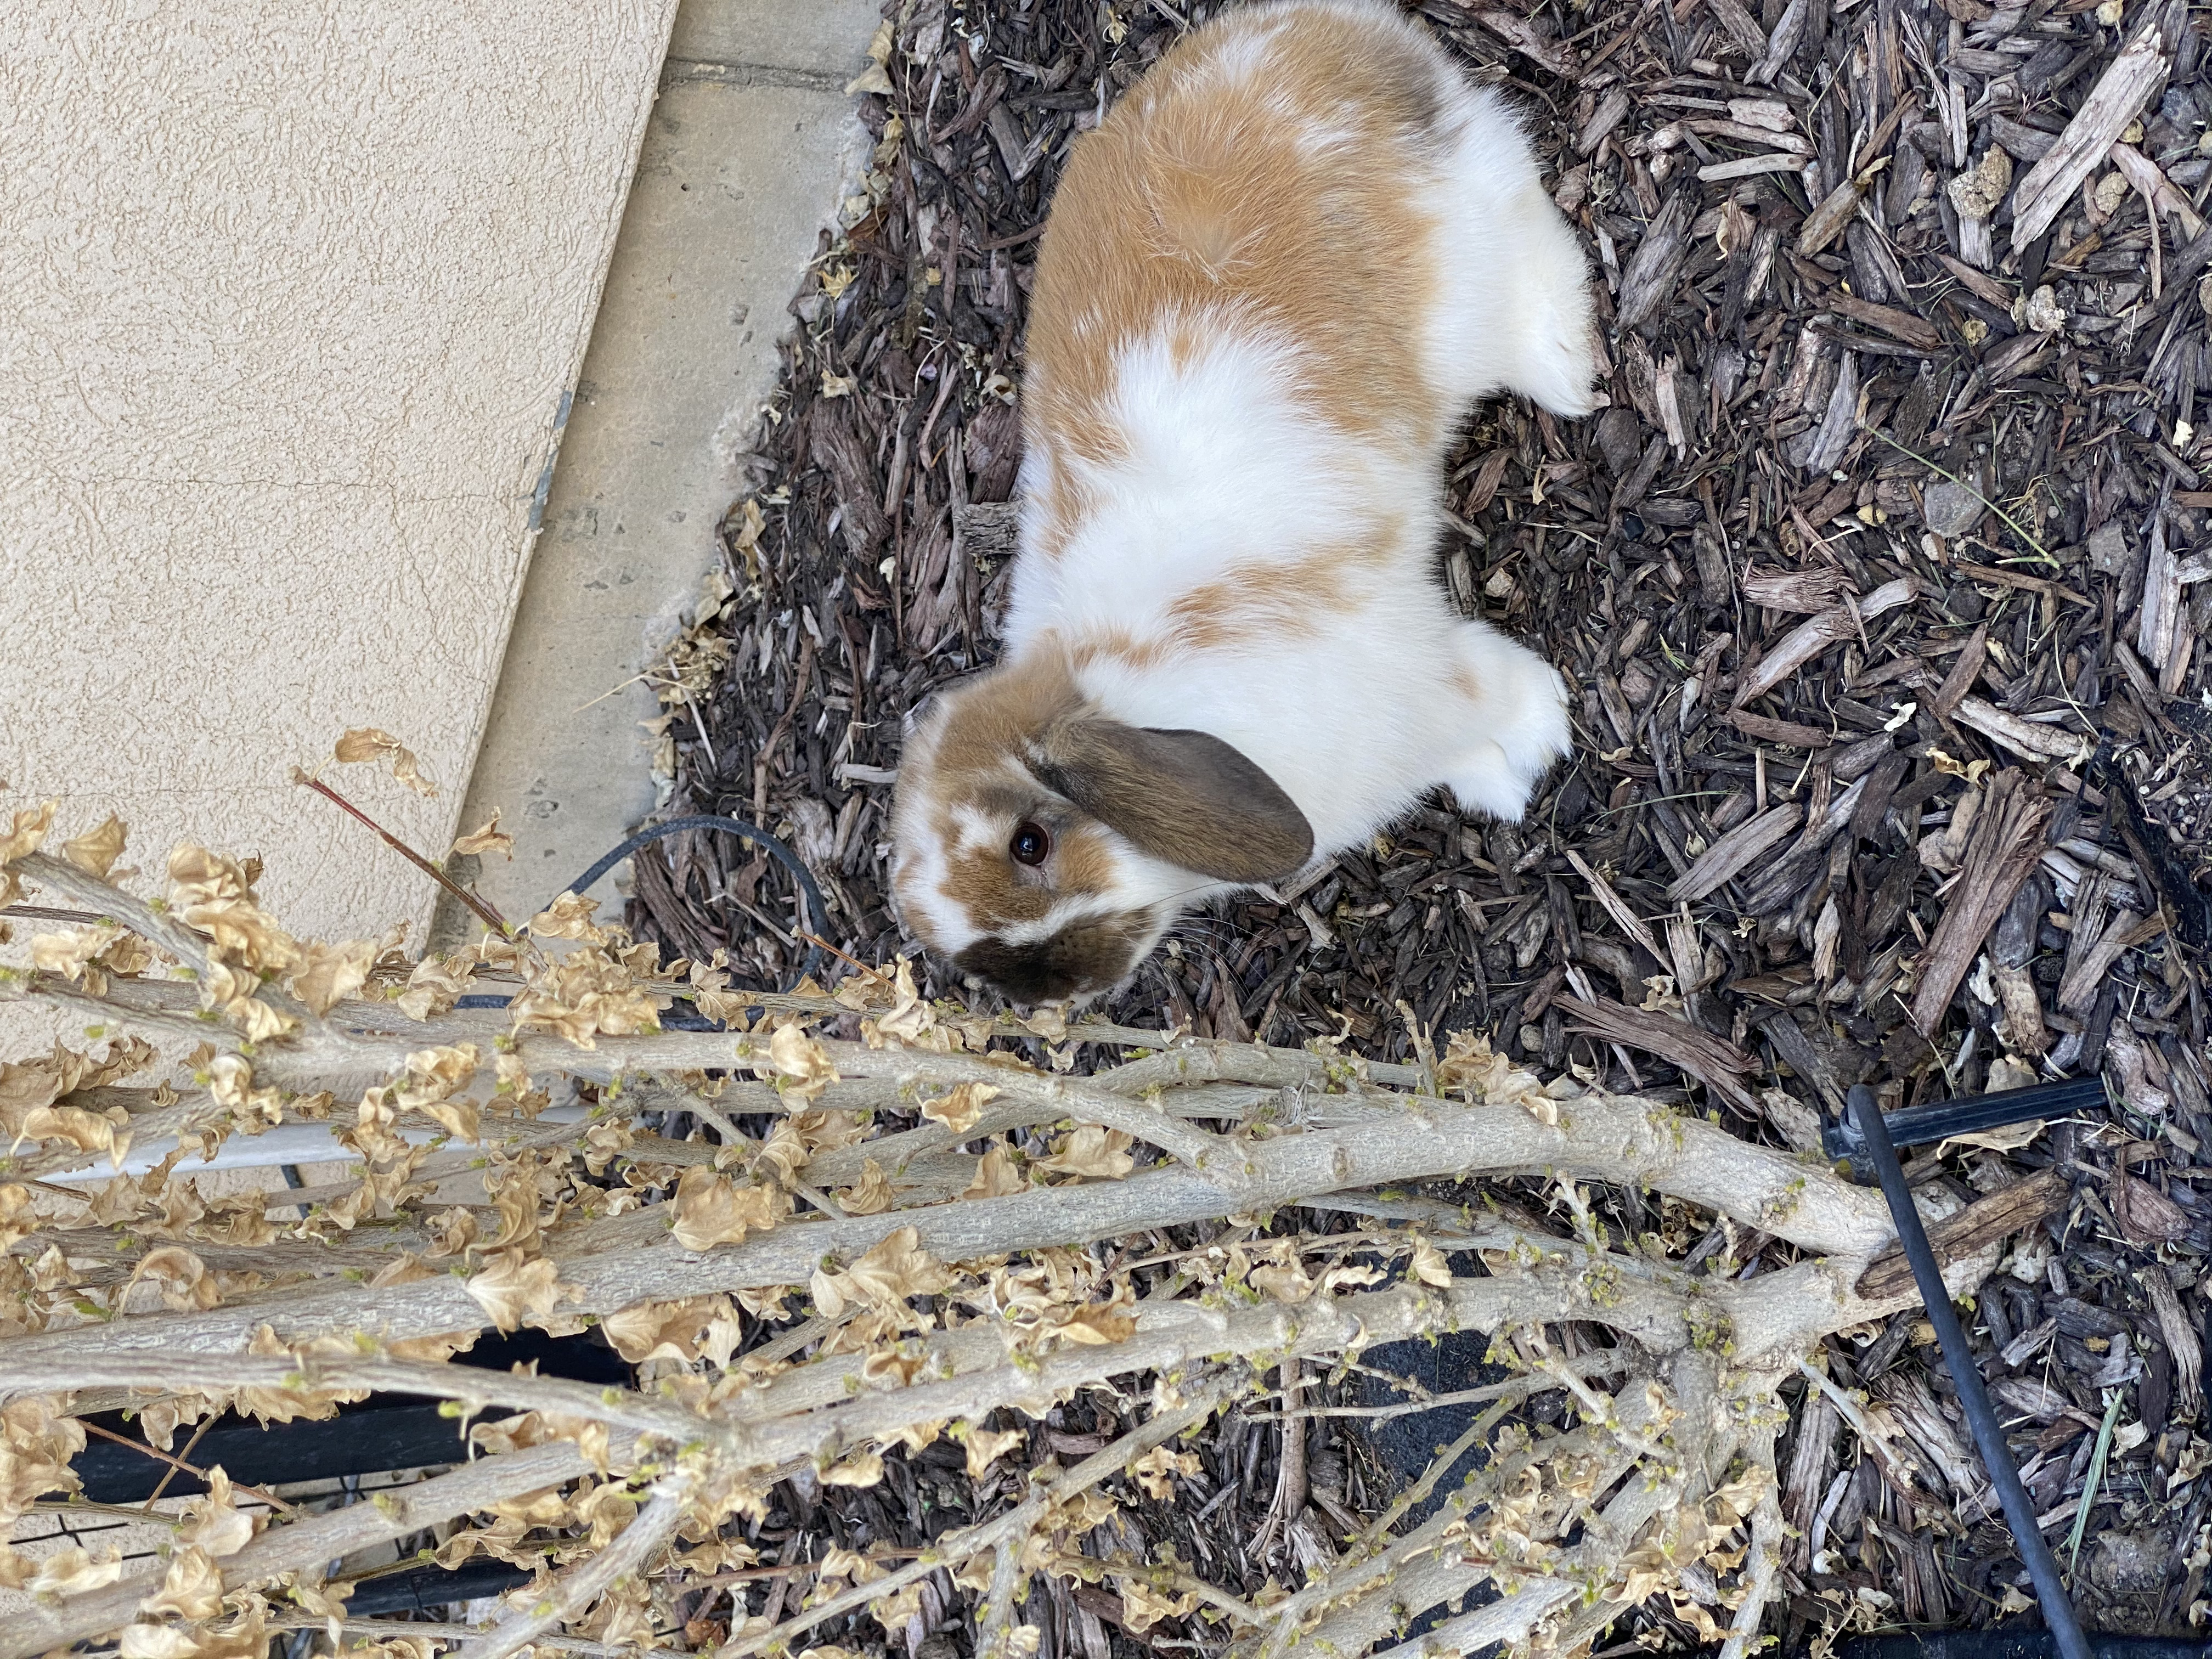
449;0;879;938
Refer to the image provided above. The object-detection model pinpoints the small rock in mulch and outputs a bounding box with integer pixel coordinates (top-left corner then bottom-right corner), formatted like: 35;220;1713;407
1921;478;1988;539
2090;1530;2174;1595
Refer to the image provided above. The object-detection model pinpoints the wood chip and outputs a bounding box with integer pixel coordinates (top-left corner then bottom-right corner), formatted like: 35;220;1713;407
1908;770;2053;1033
2109;140;2208;239
2009;4;2177;248
1929;624;1989;718
1798;179;1864;257
1855;1169;2067;1301
1469;9;1579;78
1951;696;2094;764
1564;849;1667;964
1703;0;1768;58
1617;190;1696;332
1555;994;1760;1110
1701;154;1813;182
1730;710;1833;748
2145;1271;2204;1420
1736;607;1857;703
2057;910;2165;1013
1669;802;1805;902
1823;292;1944;351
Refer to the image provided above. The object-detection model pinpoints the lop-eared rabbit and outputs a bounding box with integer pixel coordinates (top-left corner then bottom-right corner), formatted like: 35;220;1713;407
891;0;1599;1005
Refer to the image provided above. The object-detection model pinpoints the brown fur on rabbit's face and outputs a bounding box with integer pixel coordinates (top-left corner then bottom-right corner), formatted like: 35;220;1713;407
889;652;1313;1006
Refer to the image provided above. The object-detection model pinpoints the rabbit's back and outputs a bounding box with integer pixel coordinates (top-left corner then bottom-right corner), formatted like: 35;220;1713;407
1023;0;1466;512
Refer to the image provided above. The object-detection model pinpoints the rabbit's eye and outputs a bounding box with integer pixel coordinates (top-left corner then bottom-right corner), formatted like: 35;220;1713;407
1009;821;1052;866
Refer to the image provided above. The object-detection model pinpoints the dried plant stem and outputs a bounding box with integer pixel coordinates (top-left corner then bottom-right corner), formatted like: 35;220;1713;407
0;1353;702;1446
712;1379;1232;1659
1718;1426;1786;1659
13;853;215;977
1254;1416;1633;1659
76;1418;295;1513
0;848;2045;1659
295;773;510;936
8;1442;595;1659
458;1468;695;1659
270;1617;689;1659
1296;1357;1731;1659
0;1074;1897;1372
1256;1356;1307;1561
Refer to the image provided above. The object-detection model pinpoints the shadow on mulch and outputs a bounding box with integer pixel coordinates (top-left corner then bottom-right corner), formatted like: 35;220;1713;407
625;0;2212;1646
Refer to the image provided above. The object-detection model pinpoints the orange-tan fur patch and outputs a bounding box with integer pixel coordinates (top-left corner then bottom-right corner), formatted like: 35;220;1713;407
1025;3;1449;556
1154;533;1400;654
1069;628;1176;674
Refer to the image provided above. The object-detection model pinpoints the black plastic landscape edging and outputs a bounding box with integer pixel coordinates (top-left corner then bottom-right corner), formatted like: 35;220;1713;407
343;1558;533;1617
1843;1636;2212;1659
72;1327;629;1502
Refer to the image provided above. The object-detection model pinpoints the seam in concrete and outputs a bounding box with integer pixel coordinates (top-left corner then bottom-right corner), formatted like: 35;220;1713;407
528;390;577;534
660;58;848;93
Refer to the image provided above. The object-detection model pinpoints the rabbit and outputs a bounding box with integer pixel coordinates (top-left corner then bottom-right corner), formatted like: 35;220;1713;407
890;0;1599;1006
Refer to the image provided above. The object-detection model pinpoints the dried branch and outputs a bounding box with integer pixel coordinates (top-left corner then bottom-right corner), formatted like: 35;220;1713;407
0;830;2046;1659
459;1469;694;1659
7;1442;594;1659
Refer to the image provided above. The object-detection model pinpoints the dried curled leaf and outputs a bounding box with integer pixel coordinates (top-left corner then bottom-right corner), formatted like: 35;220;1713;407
286;938;375;1015
1119;1578;1199;1634
144;1545;225;1621
31;923;122;982
766;1022;839;1102
1129;1445;1201;1500
671;1167;793;1251
0;799;55;906
1409;1234;1454;1288
465;1250;577;1333
601;1295;741;1366
963;1423;1027;1477
528;890;601;940
168;845;298;974
820;1447;885;1488
122;1602;267;1659
334;727;438;796
132;1245;222;1312
452;809;514;859
120;1627;201;1659
508;945;666;1048
922;1080;999;1133
31;1543;124;1596
60;814;128;878
0;1186;31;1253
841;1158;895;1215
811;1226;951;1321
964;1140;1029;1197
1037;1124;1135;1181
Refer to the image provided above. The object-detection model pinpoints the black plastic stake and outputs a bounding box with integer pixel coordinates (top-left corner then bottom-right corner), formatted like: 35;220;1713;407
1847;1085;2092;1659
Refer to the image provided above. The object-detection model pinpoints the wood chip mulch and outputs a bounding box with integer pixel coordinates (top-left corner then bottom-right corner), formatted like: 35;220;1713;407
626;0;2212;1643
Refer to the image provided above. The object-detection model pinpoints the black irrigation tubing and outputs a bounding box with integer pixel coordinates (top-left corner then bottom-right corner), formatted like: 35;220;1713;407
1846;1084;2095;1659
1819;1074;2110;1170
453;815;830;1019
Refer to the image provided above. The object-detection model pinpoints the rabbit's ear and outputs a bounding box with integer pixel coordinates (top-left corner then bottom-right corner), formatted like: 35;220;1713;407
1030;720;1312;882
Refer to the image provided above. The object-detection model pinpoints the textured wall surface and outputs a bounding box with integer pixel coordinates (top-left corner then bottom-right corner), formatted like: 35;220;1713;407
1;0;678;952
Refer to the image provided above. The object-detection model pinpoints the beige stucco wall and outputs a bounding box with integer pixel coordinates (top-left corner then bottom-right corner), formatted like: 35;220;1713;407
1;0;678;956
